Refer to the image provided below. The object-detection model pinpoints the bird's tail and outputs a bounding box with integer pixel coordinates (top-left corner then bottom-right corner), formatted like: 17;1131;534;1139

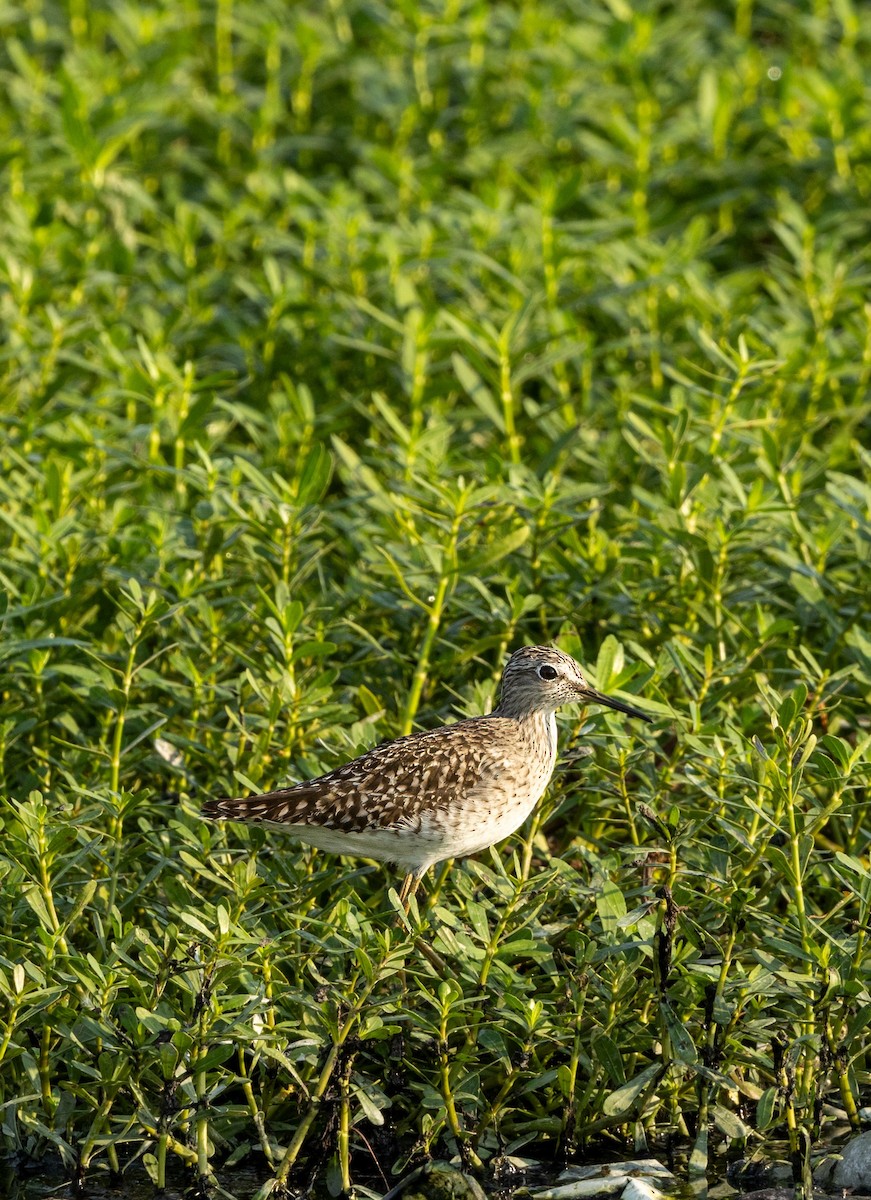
201;797;240;820
201;786;311;824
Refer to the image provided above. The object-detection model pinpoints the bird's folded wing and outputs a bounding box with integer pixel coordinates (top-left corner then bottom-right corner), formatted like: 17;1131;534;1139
202;718;508;832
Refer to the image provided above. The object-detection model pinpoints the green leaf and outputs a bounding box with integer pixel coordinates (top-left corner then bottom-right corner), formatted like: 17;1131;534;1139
352;1082;387;1126
470;525;530;570
297;443;333;505
602;1063;663;1116
596;881;626;935
178;911;216;939
712;1104;753;1139
592;1032;625;1085
465;901;490;944
357;684;384;716
756;1087;779;1129
22;885;54;933
660;1001;697;1064
452;353;504;432
595;635;623;691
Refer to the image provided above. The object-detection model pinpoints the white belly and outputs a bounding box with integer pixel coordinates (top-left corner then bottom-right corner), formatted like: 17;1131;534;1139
260;821;445;876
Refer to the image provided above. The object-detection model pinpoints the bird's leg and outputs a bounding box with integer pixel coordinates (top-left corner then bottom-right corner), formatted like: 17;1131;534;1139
396;872;425;918
404;873;422;911
398;873;415;910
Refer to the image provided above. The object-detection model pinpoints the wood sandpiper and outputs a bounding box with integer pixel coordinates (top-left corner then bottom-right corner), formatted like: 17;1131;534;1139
202;646;651;908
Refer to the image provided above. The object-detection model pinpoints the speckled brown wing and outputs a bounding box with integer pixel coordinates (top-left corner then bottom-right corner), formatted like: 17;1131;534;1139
202;716;514;833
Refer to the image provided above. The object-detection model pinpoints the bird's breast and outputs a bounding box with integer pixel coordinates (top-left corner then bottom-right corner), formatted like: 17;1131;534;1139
425;711;558;857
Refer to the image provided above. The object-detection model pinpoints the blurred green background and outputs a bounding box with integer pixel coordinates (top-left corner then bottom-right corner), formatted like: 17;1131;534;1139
0;0;869;1194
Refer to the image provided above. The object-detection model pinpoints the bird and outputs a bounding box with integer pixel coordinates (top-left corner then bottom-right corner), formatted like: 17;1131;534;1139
202;645;651;909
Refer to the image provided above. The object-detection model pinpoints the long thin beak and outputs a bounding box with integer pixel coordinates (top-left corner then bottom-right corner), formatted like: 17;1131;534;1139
576;684;651;723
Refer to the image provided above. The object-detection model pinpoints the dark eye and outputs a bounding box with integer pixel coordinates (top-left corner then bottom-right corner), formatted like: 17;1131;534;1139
538;664;558;681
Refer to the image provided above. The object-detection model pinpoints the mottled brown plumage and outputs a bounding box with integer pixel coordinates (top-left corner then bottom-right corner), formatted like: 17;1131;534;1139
202;645;650;906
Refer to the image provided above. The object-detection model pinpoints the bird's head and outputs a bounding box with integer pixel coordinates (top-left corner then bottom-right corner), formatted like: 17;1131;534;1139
496;645;651;722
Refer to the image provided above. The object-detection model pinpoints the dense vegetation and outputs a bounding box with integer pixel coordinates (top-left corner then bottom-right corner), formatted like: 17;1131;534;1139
1;0;869;1196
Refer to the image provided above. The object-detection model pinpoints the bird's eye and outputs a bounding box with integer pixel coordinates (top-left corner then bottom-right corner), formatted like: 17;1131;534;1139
538;664;558;681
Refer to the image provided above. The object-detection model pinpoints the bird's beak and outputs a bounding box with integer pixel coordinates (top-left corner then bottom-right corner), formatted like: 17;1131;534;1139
575;684;651;723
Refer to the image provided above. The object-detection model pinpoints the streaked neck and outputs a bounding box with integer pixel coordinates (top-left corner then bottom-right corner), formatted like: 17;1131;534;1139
492;704;557;760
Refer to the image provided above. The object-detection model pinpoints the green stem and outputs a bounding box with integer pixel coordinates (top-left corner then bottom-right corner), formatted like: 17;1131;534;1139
498;334;521;464
107;635;138;915
157;1132;167;1190
439;998;483;1169
338;1056;352;1192
782;739;817;1106
400;497;466;735
275;971;383;1185
238;1046;276;1165
691;924;737;1175
39;1024;55;1117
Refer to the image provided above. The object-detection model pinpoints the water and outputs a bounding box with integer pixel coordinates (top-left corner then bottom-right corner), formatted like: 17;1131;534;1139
1;1160;270;1200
